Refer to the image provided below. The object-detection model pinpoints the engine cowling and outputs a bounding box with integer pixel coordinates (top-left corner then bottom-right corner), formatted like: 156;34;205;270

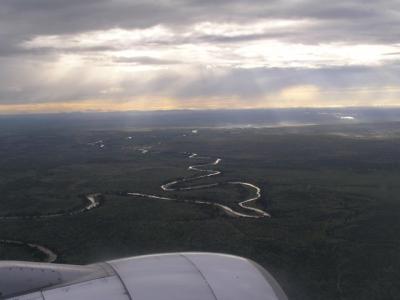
1;252;287;300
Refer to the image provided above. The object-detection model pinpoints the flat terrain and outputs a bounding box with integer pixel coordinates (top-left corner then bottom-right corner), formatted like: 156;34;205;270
1;121;400;299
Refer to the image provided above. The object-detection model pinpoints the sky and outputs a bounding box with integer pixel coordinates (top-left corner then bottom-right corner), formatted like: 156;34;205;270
0;0;399;113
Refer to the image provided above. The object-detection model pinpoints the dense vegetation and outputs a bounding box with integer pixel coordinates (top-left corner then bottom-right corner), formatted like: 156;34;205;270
1;121;400;299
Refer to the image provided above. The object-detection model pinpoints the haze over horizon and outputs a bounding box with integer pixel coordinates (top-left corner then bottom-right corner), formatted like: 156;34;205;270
1;0;399;114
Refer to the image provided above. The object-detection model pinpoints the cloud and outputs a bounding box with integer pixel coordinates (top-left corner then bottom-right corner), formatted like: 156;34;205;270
0;62;399;108
0;0;399;112
2;0;399;44
112;57;182;65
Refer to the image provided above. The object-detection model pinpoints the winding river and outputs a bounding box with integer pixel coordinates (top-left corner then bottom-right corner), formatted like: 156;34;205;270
0;239;57;263
0;193;101;220
0;194;101;261
0;149;270;261
136;153;270;218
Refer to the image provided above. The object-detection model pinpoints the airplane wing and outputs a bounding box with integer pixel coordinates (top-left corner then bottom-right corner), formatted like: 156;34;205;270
0;252;287;300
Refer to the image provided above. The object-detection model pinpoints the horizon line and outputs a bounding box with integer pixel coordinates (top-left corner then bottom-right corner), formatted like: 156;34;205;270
1;105;400;118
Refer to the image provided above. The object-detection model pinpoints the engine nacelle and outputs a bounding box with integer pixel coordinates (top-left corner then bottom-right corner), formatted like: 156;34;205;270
1;253;287;300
